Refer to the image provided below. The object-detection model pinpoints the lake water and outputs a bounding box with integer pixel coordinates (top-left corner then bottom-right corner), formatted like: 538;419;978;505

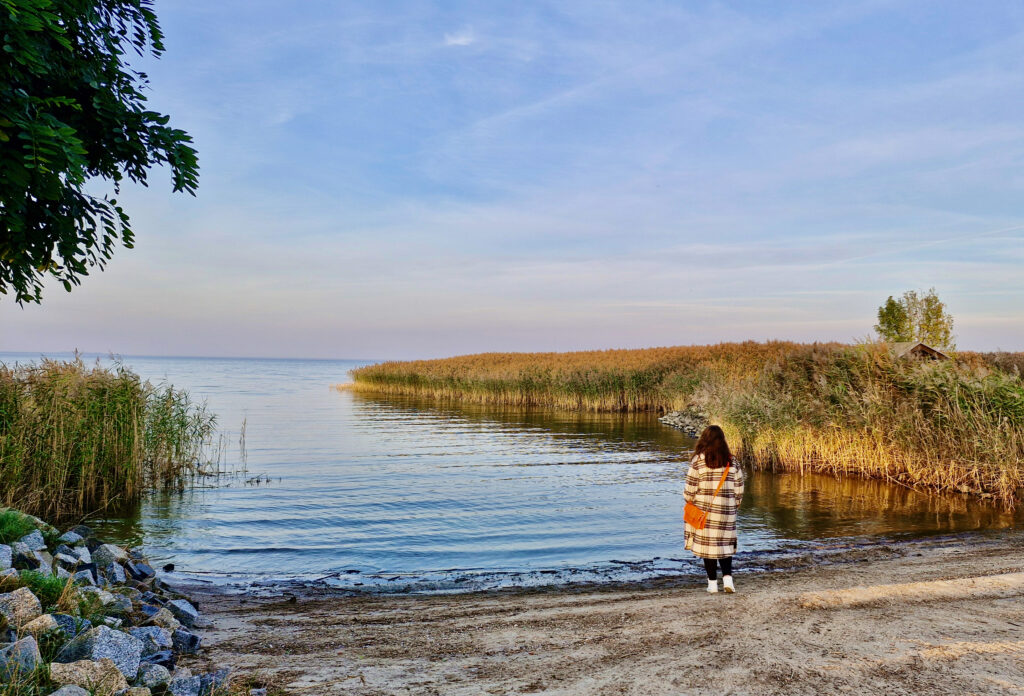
3;353;1019;592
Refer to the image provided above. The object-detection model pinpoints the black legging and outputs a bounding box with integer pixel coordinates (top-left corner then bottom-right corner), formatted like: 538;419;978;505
703;557;733;580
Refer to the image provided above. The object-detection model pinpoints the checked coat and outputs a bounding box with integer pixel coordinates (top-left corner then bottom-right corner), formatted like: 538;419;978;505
684;454;744;559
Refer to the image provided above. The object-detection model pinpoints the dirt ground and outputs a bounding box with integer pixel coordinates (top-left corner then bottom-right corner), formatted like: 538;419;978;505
183;533;1024;695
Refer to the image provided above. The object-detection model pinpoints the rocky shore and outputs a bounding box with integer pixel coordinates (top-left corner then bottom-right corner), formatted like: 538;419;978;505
0;508;248;696
657;407;708;438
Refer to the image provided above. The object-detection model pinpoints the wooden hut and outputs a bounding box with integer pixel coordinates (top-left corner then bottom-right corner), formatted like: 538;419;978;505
889;341;950;361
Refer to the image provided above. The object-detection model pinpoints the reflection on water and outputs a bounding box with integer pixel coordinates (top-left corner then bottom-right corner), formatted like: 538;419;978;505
4;353;1014;584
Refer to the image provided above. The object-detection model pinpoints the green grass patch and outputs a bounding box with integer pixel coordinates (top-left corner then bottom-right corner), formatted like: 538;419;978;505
0;510;36;545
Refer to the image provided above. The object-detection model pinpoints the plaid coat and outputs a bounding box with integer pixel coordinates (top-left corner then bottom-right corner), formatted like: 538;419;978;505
684;454;744;559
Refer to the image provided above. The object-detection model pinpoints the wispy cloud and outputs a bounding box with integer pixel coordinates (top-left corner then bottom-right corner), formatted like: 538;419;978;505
443;27;476;47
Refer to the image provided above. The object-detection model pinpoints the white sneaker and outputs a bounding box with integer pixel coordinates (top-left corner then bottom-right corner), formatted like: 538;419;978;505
723;575;735;593
707;579;718;593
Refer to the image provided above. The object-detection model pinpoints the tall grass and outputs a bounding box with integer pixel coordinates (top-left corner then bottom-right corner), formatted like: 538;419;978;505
351;342;1024;504
0;357;216;520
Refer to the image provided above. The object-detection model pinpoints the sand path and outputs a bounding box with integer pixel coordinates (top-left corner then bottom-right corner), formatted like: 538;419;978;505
183;532;1024;695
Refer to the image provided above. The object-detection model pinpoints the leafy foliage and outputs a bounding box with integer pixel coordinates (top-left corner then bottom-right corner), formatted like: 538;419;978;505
875;288;955;348
0;0;198;303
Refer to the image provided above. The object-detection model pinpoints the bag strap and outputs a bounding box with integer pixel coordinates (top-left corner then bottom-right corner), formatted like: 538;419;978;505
709;463;731;501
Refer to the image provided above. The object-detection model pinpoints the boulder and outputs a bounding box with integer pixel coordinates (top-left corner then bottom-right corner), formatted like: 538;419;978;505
55;552;81;569
53;613;92;638
145;607;181;631
49;658;128;695
199;668;231;695
171;628;201;654
167;675;201;696
33;550;54;576
106;563;128;584
128;626;173;656
59;530;85;546
0;568;18;582
11;542;39;570
0;636;41;678
18;530;46;551
121;689;152;696
93;544;129;568
21;612;60;637
125;561;155;582
68;524;93;539
18;614;88;642
166;599;199;627
78;586;115;605
108;594;134;616
140;649;175;670
48;686;91;696
72;565;98;585
0;586;42;627
136;662;171;688
0;544;11;571
72;546;92;564
56;625;144;679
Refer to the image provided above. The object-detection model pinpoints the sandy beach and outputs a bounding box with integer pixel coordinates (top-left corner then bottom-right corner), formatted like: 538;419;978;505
180;531;1024;695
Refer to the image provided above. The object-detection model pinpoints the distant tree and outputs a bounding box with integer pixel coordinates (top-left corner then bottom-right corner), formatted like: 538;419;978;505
875;289;955;349
0;0;198;304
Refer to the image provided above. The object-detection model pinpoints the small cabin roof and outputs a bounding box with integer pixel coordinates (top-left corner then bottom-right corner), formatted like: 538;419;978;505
889;341;950;360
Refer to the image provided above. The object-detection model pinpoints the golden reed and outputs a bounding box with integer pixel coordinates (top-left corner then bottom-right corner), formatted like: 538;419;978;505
352;342;1024;505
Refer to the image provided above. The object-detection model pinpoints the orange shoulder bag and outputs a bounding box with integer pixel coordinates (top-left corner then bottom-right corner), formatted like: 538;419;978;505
683;464;731;530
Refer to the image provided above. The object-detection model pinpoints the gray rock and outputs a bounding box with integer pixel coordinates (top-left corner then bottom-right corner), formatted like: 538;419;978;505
56;625;144;679
55;552;81;569
199;668;231;695
72;568;96;585
33;550;54;576
0;586;42;627
0;568;17;582
171;628;201;654
56;565;72;581
249;689;268;696
59;530;85;546
53;613;92;638
49;658;128;693
167;676;201;696
0;544;11;571
106;562;128;584
48;686;91;696
109;594;134;616
127;626;173;656
658;408;709;438
0;636;41;677
136;662;172;688
166;599;199;627
18;530;46;551
20;613;60;637
72;546;91;564
92;544;129;567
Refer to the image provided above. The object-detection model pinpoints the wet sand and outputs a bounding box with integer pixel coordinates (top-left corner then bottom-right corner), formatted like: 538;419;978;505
182;532;1024;695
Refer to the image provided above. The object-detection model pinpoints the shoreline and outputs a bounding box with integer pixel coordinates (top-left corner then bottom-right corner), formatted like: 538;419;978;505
183;529;1024;695
163;529;1010;598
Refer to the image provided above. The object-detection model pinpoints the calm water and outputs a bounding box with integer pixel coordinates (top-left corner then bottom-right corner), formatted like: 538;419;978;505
3;353;1019;591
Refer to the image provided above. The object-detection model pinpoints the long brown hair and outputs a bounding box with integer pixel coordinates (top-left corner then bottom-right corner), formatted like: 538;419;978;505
693;425;732;469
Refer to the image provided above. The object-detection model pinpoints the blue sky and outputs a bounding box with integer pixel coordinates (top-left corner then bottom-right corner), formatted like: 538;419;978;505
4;0;1024;359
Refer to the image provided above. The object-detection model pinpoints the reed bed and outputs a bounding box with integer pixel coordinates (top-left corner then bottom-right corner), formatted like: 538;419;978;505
352;342;1024;504
0;357;216;520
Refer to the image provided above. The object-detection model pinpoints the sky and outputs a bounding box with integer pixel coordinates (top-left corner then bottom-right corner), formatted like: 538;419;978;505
4;0;1024;359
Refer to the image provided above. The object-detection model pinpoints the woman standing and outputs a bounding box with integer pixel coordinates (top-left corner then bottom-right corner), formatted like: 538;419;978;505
684;425;744;593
